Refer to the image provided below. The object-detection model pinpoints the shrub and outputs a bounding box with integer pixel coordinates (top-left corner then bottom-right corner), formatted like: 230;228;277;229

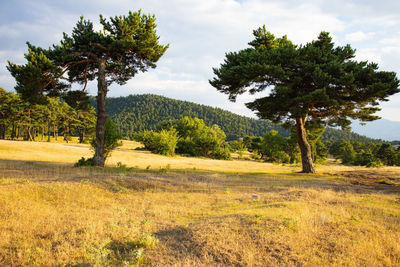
134;128;178;156
146;117;231;160
74;157;94;167
212;144;232;160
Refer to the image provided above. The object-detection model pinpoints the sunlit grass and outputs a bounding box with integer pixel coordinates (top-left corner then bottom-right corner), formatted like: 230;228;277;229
0;140;399;266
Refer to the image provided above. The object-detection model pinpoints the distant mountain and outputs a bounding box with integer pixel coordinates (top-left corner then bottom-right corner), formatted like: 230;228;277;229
351;119;400;141
92;94;380;143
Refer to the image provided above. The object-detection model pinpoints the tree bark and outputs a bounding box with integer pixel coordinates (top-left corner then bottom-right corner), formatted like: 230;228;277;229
47;120;51;142
295;117;315;173
55;124;58;141
79;127;85;143
11;122;15;140
93;60;107;166
0;123;5;139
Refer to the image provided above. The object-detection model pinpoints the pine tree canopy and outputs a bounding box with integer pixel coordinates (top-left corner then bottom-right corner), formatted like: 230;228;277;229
51;10;168;88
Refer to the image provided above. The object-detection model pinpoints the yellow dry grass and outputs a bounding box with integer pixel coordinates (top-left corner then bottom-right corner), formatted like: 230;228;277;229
0;140;400;266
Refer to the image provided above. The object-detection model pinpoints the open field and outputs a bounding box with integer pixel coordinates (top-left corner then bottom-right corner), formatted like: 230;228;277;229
1;140;400;266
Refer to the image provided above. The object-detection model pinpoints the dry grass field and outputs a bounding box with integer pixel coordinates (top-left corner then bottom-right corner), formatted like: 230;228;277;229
0;139;400;266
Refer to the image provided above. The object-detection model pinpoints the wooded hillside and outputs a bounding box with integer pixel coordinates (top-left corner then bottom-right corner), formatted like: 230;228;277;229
94;94;381;142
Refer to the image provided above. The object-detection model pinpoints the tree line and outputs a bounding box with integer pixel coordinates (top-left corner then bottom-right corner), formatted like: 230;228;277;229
330;140;400;167
0;88;96;142
94;94;381;144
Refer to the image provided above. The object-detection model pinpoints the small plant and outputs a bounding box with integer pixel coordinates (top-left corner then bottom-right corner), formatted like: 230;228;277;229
116;161;127;169
74;157;94;167
15;179;30;184
251;151;261;160
283;218;298;230
349;215;359;222
131;247;144;262
85;239;112;266
111;184;128;193
159;164;171;173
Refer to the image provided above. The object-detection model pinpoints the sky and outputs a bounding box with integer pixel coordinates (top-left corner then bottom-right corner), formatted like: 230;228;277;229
1;0;400;121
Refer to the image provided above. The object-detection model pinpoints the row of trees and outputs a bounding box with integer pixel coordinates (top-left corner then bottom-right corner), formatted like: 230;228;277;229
134;117;231;160
93;94;380;144
230;131;400;168
230;129;328;164
331;140;400;167
0;89;96;142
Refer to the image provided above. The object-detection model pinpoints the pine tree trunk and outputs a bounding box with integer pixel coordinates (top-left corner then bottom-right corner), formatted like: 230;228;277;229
11;122;15;140
28;126;33;141
0;123;5;139
47;121;51;142
55;124;58;141
295;118;315;173
79;127;85;143
64;126;69;143
93;60;107;166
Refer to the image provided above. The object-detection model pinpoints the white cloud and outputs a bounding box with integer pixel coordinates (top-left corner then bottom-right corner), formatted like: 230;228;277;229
380;36;400;45
354;48;382;63
345;31;375;42
1;0;400;123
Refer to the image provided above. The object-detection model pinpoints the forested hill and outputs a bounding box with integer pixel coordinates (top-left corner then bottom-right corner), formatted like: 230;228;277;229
93;94;380;142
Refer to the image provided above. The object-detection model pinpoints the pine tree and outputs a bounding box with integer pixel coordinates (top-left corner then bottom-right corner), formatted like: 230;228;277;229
210;26;399;173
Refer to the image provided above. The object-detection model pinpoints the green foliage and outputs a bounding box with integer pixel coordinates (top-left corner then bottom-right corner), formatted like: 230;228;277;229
135;117;231;160
354;150;378;167
212;144;232;160
243;136;263;152
134;128;178;156
375;143;396;166
331;140;400;167
74;157;94;167
172;117;231;159
338;141;357;165
7;43;69;104
7;10;168;166
91;119;122;160
210;26;399;172
0;90;96;142
260;130;288;163
313;140;328;163
92;94;380;144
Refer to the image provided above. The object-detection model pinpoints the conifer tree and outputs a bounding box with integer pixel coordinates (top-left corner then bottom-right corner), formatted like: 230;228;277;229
8;10;168;166
210;26;399;173
51;10;168;166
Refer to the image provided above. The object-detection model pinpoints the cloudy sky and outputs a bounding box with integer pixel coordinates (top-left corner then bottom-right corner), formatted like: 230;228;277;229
1;0;400;121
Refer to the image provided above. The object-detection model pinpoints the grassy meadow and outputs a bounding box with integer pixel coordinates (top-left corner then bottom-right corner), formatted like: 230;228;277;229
0;139;400;266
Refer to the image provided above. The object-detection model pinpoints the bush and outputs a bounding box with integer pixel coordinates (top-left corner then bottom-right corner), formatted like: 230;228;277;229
74;157;94;167
212;144;232;160
157;117;231;160
134;128;178;156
